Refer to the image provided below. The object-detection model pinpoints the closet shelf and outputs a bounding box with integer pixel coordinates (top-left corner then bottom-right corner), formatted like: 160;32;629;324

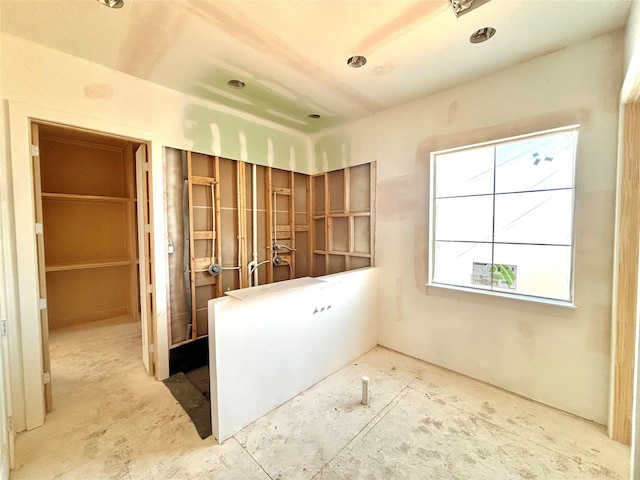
45;260;134;272
42;192;130;203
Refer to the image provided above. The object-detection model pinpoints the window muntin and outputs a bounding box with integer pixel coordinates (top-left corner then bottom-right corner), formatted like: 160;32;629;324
430;126;578;303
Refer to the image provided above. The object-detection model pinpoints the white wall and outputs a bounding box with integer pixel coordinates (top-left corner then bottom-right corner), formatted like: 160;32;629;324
312;32;624;425
0;32;311;432
0;109;15;480
209;269;378;442
623;0;640;102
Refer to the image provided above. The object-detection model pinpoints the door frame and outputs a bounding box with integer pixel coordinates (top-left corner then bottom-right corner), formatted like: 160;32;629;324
7;101;169;432
30;123;157;407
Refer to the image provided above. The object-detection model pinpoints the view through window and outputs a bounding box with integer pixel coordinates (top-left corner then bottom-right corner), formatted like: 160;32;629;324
429;126;578;302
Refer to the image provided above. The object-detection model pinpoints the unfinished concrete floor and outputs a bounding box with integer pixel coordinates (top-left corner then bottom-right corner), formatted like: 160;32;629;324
11;318;629;479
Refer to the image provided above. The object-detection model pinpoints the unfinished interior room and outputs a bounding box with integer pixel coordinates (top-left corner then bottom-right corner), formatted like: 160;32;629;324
1;0;639;478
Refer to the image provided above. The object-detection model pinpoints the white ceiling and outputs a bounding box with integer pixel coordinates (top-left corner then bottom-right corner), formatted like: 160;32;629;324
1;0;632;133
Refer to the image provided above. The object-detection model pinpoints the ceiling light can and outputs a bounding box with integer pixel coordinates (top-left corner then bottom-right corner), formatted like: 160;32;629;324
469;27;496;44
97;0;124;8
347;56;367;68
227;79;246;89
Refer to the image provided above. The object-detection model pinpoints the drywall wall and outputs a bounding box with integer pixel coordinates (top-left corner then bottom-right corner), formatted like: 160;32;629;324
1;33;311;172
0;32;311;432
0;91;17;477
0;24;19;470
622;0;640;101
209;269;377;442
312;31;623;425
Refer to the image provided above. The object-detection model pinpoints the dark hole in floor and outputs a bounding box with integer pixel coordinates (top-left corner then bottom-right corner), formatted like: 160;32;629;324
165;338;212;439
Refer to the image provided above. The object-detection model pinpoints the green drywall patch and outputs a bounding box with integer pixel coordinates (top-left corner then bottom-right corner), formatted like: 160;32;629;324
183;103;310;173
190;68;345;133
314;131;352;172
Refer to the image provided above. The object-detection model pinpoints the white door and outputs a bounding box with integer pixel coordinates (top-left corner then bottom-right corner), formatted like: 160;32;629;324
30;124;53;411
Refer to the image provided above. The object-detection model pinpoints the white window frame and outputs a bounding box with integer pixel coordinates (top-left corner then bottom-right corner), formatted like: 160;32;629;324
428;125;579;306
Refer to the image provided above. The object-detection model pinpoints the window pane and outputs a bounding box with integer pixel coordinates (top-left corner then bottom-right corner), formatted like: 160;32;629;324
432;241;492;289
434;196;493;242
493;243;572;300
434;147;494;197
494;131;576;194
493;190;573;245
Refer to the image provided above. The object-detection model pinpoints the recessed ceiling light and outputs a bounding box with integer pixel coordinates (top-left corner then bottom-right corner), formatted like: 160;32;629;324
227;79;246;89
97;0;124;8
308;114;321;119
469;27;496;44
347;56;367;68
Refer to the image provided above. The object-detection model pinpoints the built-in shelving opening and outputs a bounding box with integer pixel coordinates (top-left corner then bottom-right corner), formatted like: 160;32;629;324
38;125;142;330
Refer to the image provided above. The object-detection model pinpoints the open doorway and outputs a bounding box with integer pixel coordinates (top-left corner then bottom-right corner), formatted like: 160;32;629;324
30;122;155;413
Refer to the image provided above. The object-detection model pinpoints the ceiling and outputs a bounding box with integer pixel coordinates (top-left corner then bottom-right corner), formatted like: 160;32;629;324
1;0;632;133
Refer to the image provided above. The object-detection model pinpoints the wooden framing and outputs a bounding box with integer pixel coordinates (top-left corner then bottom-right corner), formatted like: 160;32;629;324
265;167;274;284
310;163;376;276
611;102;640;445
324;172;330;273
292;172;312;278
288;170;296;277
167;153;376;349
184;152;223;343
238;161;248;288
268;168;296;281
32;122;157;406
214;157;223;298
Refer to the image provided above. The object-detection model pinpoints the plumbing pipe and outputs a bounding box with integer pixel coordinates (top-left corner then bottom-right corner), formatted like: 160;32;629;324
247;261;257;287
361;376;370;405
237;167;243;287
252;164;259;287
249;259;271;285
211;182;216;260
207;182;221;276
279;257;293;277
272;190;278;256
273;244;296;253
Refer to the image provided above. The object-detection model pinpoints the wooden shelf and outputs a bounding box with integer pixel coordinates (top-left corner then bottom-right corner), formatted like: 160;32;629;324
45;260;134;272
42;192;129;203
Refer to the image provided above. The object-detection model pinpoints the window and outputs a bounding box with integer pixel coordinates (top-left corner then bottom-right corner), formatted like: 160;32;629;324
429;126;578;303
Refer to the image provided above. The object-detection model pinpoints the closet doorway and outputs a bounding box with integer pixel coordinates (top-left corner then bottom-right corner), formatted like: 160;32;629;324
31;122;155;412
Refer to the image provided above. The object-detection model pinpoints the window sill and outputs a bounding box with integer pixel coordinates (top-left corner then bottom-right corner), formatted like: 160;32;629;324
426;283;577;310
